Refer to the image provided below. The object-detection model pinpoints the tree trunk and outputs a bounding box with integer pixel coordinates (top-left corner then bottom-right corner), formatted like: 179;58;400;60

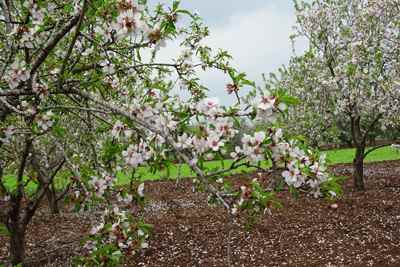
350;115;366;191
46;189;60;214
353;145;365;191
7;138;32;266
9;222;26;266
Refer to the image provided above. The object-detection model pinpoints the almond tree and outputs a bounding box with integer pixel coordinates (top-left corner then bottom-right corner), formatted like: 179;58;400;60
0;0;340;265
282;0;400;190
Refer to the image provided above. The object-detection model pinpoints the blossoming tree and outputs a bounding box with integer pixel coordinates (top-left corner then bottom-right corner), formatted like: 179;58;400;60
0;0;340;265
279;0;400;190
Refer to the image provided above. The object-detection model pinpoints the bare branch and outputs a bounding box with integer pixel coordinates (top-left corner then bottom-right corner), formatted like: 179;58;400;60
7;138;32;230
42;105;111;114
0;98;27;115
57;0;88;89
30;13;81;78
362;114;383;144
363;143;395;159
50;158;66;180
0;0;12;32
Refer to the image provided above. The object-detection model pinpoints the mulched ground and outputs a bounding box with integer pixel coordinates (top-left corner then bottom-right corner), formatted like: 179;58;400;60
1;160;400;266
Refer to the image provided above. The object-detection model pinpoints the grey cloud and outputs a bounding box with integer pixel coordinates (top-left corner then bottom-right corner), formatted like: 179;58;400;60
196;1;308;103
147;1;308;104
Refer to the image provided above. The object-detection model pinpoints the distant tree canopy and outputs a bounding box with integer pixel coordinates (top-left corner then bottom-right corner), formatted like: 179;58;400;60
265;0;400;190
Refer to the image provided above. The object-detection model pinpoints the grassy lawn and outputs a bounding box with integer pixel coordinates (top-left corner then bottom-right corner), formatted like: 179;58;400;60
119;145;400;182
3;146;400;192
326;146;400;164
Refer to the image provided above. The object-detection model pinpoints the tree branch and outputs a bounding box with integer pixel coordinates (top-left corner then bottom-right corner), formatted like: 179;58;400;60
7;138;32;230
362;113;383;144
50;158;66;180
23;151;64;225
0;158;6;195
363;143;395;159
42;105;111;114
30;13;81;78
0;0;12;32
57;0;88;89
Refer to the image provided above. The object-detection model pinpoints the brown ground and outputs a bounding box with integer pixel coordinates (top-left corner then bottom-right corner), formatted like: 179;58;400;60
1;160;400;267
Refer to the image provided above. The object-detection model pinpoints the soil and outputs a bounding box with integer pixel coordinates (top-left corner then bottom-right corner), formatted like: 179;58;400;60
1;160;400;267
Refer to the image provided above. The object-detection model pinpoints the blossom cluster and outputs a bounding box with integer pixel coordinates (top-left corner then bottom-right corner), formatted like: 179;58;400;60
0;126;16;144
88;175;115;198
231;132;266;163
122;141;152;168
79;206;152;265
270;129;330;196
95;0;166;49
231;178;277;217
5;60;29;89
37;111;55;132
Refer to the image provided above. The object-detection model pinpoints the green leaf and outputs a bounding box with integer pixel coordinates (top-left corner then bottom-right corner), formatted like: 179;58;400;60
227;68;237;82
101;138;122;162
176;9;196;19
289;186;299;199
241;78;256;87
63;3;74;13
0;223;10;237
280;95;300;105
172;0;180;11
138;221;153;232
232;116;241;129
236;72;246;81
346;63;357;76
53;125;66;138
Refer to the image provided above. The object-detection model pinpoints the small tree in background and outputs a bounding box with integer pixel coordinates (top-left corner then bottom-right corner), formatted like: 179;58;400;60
271;0;400;190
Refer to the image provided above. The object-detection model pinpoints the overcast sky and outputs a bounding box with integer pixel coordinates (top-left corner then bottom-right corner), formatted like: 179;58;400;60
148;0;308;104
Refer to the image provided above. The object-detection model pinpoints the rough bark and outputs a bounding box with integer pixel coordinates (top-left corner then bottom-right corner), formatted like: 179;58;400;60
350;115;366;191
0;96;19;122
46;188;60;214
6;139;32;266
9;222;26;266
353;145;365;191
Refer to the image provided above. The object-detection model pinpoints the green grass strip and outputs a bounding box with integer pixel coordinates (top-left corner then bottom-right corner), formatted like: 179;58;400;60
3;146;400;192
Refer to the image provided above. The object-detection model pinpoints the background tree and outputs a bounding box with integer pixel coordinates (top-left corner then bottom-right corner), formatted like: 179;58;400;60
273;0;400;190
